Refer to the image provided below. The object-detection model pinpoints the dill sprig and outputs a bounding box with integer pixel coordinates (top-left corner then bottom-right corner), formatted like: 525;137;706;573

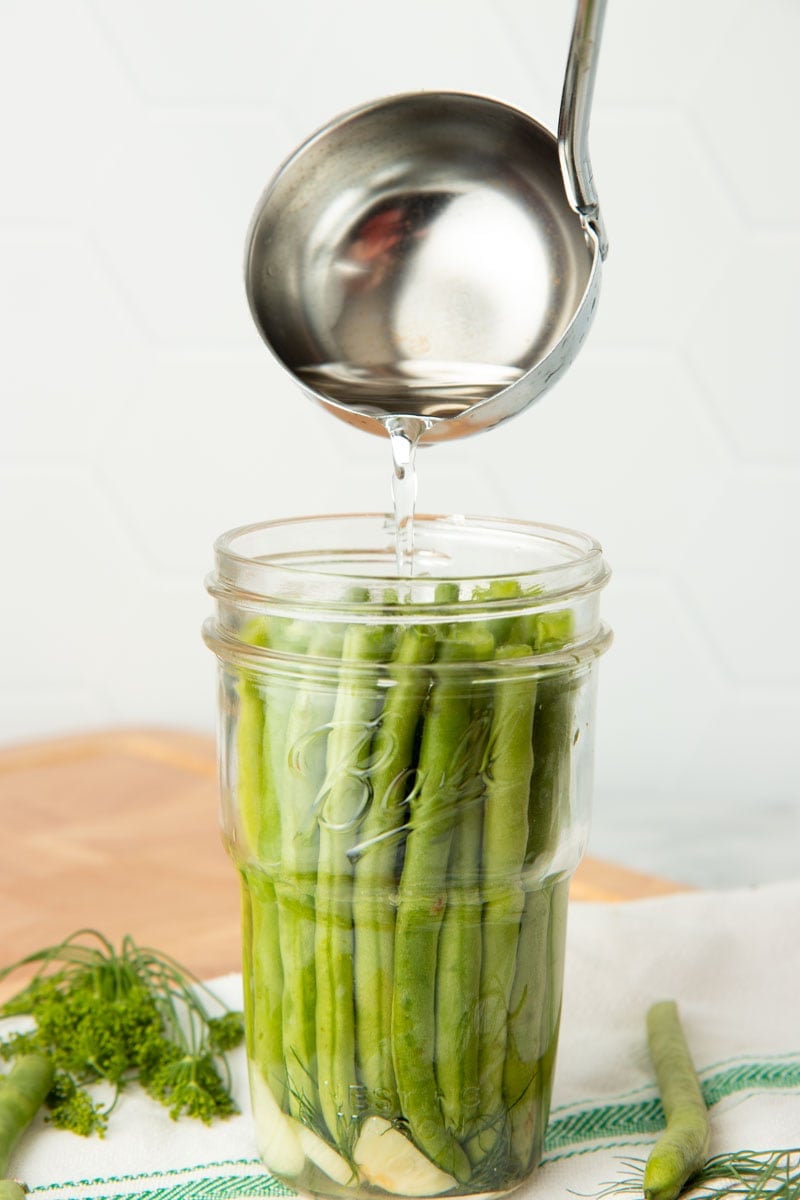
285;1053;360;1174
466;1114;518;1193
0;928;244;1136
588;1149;800;1199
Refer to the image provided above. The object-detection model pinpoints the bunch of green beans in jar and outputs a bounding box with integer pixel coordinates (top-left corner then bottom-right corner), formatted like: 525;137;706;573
204;513;611;1200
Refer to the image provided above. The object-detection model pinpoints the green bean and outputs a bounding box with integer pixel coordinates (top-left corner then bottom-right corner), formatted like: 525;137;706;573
0;1054;54;1179
276;619;346;1122
245;868;287;1109
502;884;550;1169
544;875;569;1048
435;647;495;1142
434;785;484;1143
263;619;314;863
392;629;493;1183
0;1182;26;1200
527;673;579;866
503;877;569;1172
472;645;536;1161
315;623;387;1141
506;611;577;870
528;877;569;1169
234;617;269;854
434;581;460;605
236;674;267;854
237;616;308;862
239;621;309;1113
240;874;256;1061
644;1000;710;1200
472;579;522;647
353;625;436;1117
511;606;573;653
236;666;288;1111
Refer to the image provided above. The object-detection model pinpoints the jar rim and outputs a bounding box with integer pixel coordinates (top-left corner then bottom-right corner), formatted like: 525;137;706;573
210;512;608;609
205;512;611;673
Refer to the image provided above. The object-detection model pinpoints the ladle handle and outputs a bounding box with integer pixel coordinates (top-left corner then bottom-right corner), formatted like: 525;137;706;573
558;0;609;259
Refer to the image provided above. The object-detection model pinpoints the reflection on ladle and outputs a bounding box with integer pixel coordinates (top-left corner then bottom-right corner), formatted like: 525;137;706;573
245;0;608;445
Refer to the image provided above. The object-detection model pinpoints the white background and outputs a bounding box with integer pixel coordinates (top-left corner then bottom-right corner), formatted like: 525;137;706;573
1;0;798;887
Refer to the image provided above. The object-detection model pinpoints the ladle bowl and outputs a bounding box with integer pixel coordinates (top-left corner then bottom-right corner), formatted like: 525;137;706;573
246;5;607;444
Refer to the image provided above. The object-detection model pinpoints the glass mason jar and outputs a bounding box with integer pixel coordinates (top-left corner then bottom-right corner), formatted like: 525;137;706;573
203;513;611;1200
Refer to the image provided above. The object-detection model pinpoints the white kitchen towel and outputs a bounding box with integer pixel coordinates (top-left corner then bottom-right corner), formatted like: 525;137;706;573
5;879;800;1199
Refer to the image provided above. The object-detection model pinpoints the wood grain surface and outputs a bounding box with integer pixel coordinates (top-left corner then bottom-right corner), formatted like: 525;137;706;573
0;730;682;1000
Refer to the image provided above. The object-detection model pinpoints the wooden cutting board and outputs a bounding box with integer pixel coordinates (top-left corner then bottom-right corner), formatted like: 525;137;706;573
0;730;683;1000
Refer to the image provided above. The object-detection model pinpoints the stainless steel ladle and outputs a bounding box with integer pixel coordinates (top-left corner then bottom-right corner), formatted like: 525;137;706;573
245;0;608;444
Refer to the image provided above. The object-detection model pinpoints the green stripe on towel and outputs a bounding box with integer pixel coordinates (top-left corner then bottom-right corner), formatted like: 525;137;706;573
545;1053;800;1153
23;1054;800;1200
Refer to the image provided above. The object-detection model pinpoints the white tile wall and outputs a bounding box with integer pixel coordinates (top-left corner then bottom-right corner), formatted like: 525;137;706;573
2;0;798;888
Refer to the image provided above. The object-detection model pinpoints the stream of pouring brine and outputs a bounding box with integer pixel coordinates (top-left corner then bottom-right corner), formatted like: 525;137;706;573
387;418;426;579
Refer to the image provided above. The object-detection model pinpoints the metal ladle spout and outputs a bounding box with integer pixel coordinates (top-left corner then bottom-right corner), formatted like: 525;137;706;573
246;0;608;444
